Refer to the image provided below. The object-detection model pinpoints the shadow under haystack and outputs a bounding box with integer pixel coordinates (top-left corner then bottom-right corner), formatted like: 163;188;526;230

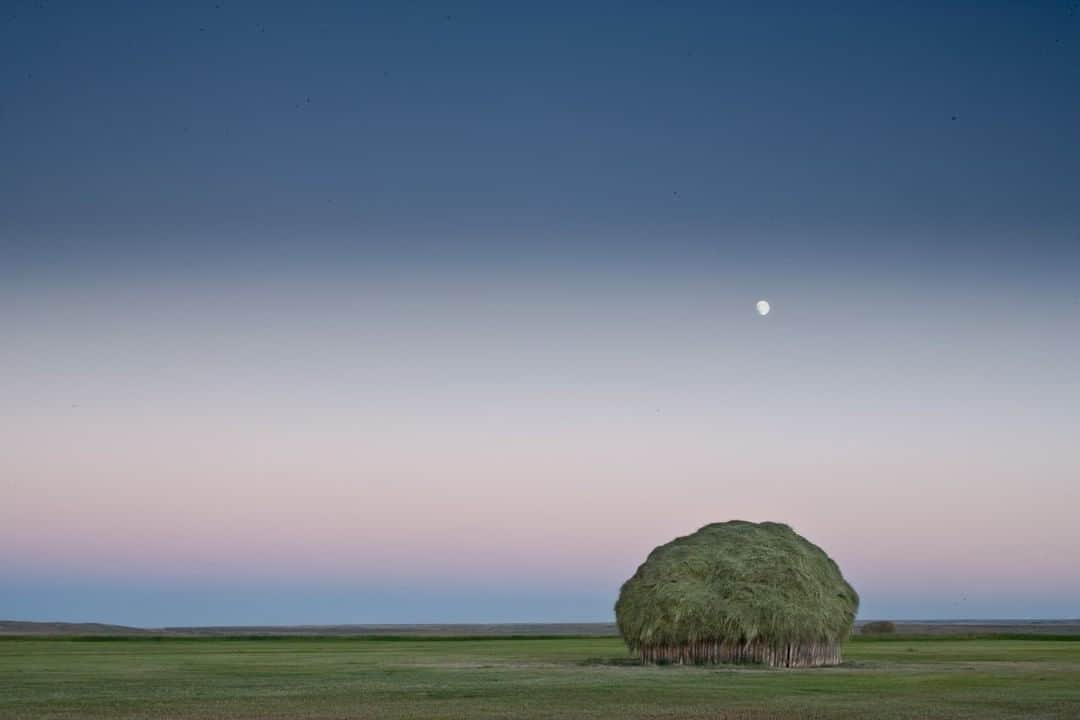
615;521;858;668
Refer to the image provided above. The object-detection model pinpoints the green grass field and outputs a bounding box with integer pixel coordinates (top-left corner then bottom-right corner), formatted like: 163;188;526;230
3;636;1079;719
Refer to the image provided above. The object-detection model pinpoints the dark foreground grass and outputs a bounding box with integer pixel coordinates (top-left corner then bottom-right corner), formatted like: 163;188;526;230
2;635;1079;719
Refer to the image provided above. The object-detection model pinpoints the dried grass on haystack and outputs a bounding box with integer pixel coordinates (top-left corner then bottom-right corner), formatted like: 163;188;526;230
615;521;858;668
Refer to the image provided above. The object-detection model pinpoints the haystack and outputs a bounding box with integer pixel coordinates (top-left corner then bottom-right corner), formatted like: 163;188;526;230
615;521;858;667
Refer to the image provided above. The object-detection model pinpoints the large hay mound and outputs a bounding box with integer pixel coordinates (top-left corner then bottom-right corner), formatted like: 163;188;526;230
615;521;858;667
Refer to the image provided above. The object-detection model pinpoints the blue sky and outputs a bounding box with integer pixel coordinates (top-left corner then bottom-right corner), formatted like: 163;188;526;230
2;0;1078;625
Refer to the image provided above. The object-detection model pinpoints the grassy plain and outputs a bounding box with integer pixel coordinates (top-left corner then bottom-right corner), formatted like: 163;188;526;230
2;635;1079;719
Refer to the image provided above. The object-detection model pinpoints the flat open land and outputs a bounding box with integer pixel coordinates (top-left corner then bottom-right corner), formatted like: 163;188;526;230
3;635;1080;719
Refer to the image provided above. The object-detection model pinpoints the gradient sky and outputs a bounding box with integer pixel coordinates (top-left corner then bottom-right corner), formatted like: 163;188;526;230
2;0;1079;626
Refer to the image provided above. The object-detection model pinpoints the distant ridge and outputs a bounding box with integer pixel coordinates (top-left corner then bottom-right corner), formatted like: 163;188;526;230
4;619;1080;638
0;621;152;636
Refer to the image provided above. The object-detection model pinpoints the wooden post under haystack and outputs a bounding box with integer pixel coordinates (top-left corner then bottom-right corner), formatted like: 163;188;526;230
634;640;842;668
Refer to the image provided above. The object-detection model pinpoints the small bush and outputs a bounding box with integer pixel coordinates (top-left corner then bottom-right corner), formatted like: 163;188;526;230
861;621;897;635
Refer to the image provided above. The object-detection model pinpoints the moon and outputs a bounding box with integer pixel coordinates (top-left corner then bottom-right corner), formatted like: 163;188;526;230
756;300;771;316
